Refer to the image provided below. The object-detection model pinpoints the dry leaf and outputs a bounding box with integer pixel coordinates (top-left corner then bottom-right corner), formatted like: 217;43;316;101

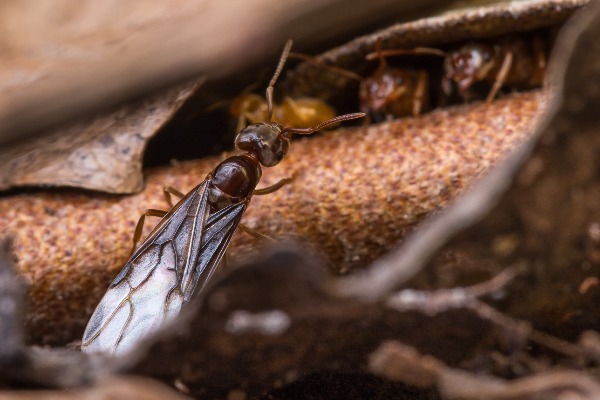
0;80;202;194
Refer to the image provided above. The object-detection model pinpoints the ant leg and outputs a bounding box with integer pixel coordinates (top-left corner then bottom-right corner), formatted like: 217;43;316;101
203;99;229;113
486;52;513;103
412;70;428;116
531;36;547;86
253;176;295;196
440;76;453;106
236;111;249;133
361;112;372;125
131;209;168;253
163;185;185;207
239;223;276;242
223;252;229;269
246;176;296;242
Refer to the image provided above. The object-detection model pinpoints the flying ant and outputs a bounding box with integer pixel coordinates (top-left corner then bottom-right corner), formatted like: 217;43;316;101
81;40;365;355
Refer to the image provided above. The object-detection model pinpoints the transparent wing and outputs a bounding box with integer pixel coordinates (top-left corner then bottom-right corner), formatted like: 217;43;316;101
82;180;248;355
184;200;247;302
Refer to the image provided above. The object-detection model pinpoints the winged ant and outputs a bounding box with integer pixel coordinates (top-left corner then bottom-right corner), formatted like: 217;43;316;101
81;40;365;355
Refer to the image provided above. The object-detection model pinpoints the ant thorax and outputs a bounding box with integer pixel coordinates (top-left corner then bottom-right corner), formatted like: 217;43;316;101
208;155;261;210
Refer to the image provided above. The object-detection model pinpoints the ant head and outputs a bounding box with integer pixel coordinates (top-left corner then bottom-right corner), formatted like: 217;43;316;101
235;122;290;167
445;42;496;92
234;40;293;168
360;68;410;114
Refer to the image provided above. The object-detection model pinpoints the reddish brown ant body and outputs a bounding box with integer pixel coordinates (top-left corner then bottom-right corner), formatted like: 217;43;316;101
359;40;436;120
293;41;433;121
442;36;546;102
229;92;336;133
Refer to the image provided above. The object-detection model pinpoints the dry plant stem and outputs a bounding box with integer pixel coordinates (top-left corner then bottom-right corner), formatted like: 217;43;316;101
366;5;600;399
385;266;590;361
0;92;542;344
386;265;521;313
386;266;531;342
370;341;600;399
440;370;600;400
0;79;202;194
578;331;600;363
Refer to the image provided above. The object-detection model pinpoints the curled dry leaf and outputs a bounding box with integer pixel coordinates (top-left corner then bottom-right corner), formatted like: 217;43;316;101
128;0;600;396
0;79;202;194
0;91;540;346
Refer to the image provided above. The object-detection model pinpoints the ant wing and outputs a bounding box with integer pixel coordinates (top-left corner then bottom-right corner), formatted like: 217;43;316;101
81;179;250;356
81;180;210;355
182;199;248;303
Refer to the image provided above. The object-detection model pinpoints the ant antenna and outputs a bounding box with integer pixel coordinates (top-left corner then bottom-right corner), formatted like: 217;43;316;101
374;38;387;70
266;39;293;122
282;112;366;138
288;52;362;81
